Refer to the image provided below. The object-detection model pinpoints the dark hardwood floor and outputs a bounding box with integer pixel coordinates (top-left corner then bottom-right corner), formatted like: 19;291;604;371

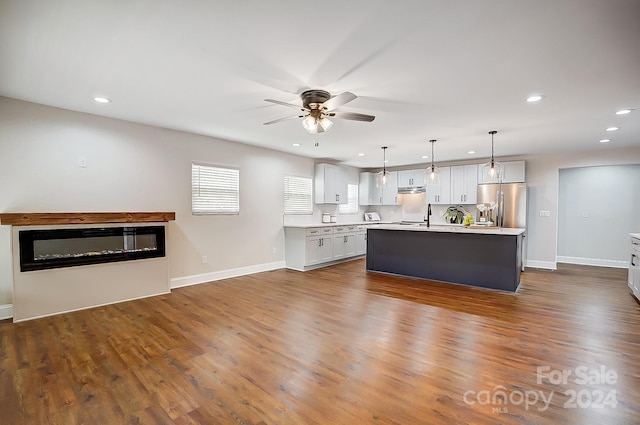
1;261;639;424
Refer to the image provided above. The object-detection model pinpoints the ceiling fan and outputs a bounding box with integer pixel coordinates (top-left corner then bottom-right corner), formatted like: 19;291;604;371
263;89;375;134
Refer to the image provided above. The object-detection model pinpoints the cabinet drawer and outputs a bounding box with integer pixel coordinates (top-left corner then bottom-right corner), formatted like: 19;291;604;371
335;226;357;233
306;227;334;236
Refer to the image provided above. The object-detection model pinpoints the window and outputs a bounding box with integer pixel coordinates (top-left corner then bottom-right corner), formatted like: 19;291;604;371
339;184;359;214
284;175;312;215
192;163;239;214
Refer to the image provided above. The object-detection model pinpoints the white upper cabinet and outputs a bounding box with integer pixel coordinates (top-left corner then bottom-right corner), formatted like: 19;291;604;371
478;160;526;184
381;171;399;205
358;171;399;205
427;167;451;204
397;169;426;188
451;164;478;204
315;163;348;204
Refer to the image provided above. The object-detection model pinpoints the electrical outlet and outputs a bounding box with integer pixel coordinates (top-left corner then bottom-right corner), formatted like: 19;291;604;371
539;210;550;217
272;247;277;254
201;255;208;264
77;156;87;168
581;212;589;218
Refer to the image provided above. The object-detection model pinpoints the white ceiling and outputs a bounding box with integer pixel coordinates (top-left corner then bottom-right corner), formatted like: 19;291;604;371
1;0;639;168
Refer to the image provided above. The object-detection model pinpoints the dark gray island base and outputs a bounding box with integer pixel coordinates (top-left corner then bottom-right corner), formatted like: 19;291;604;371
366;226;523;292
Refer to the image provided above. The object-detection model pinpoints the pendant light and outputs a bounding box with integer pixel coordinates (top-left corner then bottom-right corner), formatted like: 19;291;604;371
425;139;440;185
482;130;503;183
376;146;390;187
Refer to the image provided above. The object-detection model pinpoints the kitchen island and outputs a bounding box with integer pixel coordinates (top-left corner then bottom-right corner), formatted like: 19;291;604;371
366;224;525;292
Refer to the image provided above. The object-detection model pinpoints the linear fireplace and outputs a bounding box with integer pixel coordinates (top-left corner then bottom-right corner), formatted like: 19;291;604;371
19;226;166;272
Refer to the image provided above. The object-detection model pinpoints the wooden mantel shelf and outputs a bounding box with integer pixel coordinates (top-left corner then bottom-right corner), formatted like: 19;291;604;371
0;212;176;226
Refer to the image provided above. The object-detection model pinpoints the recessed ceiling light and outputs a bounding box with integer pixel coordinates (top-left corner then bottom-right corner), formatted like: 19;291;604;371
468;150;476;154
383;160;389;163
606;127;619;132
616;109;633;115
357;153;365;156
421;155;429;159
93;97;111;103
599;139;611;143
526;95;544;102
292;143;301;147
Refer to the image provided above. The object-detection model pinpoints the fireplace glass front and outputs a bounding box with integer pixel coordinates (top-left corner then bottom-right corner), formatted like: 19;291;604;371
19;226;166;272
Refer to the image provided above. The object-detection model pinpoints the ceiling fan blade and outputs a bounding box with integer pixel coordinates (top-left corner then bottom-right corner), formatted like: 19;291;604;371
330;111;376;122
322;91;357;111
264;98;305;110
263;115;303;125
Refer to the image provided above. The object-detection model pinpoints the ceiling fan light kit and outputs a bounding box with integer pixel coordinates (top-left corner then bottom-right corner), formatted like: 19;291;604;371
482;130;503;183
264;89;375;134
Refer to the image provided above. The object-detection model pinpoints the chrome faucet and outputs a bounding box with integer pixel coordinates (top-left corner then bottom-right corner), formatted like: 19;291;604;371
425;203;432;227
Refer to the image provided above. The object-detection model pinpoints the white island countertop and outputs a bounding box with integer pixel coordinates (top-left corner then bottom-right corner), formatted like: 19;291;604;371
368;223;526;236
631;233;640;239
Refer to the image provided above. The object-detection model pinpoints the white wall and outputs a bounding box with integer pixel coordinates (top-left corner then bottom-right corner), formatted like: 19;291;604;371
525;147;640;269
0;97;317;305
557;164;640;267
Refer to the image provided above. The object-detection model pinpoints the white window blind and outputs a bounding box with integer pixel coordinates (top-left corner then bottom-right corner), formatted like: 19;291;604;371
339;184;359;214
284;175;313;215
192;163;239;214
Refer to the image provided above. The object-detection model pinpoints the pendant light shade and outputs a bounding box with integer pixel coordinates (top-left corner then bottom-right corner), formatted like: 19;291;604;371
376;146;390;187
425;139;440;186
482;130;503;183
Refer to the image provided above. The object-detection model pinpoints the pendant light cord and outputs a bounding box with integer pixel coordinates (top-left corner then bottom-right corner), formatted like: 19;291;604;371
489;130;497;167
429;139;436;172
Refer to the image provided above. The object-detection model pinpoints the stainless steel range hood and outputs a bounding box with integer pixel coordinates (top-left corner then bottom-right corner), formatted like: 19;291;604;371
397;186;426;194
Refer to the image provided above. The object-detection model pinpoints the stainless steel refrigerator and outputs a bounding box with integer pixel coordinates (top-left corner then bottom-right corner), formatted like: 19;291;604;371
478;182;527;271
476;183;527;228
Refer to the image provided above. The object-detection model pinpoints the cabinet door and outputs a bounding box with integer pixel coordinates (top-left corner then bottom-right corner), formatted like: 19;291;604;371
356;231;366;255
315;163;348;204
451;165;478;204
305;236;322;265
335;166;348;204
382;171;399;205
427;167;451;204
333;234;346;259
359;172;382;205
397;170;413;187
451;165;465;203
463;164;478;204
502;161;526;183
478;160;525;184
344;234;357;257
319;237;333;262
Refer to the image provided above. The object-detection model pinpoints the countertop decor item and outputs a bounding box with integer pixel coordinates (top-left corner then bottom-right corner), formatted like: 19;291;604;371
444;206;466;224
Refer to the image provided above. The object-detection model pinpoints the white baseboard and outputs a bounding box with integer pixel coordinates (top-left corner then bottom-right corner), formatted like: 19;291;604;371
557;256;629;269
13;290;170;323
0;304;13;320
525;260;557;270
170;261;286;289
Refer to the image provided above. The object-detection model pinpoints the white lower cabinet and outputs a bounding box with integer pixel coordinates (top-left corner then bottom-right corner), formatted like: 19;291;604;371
356;228;367;255
630;236;640;298
334;226;358;259
306;235;333;265
284;225;365;271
